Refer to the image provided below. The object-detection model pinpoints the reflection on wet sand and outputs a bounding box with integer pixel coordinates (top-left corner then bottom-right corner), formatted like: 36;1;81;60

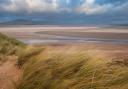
0;26;128;44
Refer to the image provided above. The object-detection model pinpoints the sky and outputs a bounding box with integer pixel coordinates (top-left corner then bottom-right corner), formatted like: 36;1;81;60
0;0;128;25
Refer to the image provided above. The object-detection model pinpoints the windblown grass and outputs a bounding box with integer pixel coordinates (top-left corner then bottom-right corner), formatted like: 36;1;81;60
0;33;25;55
17;45;44;68
0;33;25;64
0;33;127;89
16;47;128;89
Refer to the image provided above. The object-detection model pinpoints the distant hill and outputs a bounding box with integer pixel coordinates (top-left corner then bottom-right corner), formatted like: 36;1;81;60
110;23;128;27
0;19;62;25
1;19;128;26
0;19;37;25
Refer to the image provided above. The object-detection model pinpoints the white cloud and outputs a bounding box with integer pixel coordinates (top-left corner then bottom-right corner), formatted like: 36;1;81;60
66;0;70;4
76;0;113;15
86;0;95;5
26;0;59;13
0;0;128;15
0;0;59;13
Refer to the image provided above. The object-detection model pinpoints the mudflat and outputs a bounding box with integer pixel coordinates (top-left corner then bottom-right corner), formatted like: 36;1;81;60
0;26;128;57
0;26;128;44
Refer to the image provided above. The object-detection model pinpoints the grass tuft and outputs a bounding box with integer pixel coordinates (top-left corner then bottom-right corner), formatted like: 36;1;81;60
0;33;25;55
17;46;44;68
16;48;128;89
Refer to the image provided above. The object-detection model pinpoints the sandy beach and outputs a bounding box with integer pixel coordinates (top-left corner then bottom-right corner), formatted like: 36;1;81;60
0;26;128;89
0;26;128;44
0;26;128;58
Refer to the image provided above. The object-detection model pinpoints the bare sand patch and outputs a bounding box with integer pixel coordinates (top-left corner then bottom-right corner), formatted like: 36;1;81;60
0;56;21;89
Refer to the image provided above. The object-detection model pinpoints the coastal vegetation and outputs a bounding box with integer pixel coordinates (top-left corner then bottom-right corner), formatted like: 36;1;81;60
0;33;25;64
0;33;25;55
0;33;128;89
16;47;128;89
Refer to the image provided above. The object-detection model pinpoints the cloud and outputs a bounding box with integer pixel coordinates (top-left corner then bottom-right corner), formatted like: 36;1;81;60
75;0;113;15
74;0;128;15
26;0;59;13
0;0;128;15
0;0;59;13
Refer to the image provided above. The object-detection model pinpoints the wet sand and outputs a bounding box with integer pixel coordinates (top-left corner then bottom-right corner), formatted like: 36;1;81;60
0;26;128;44
0;26;128;57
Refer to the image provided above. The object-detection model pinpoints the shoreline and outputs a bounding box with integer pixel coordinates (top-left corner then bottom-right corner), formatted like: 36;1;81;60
0;26;128;45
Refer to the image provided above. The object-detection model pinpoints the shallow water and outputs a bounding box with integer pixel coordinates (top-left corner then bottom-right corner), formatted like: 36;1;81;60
1;26;128;45
19;34;128;45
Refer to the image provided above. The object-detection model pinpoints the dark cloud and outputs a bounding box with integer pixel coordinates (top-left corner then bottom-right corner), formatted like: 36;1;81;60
96;0;127;5
0;0;128;25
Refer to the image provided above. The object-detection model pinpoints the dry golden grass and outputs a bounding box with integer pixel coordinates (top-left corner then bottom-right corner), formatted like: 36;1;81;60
16;46;128;89
0;32;128;89
0;33;24;89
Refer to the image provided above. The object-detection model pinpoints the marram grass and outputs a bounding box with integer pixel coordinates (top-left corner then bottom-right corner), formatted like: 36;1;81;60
0;33;127;89
0;33;25;55
16;47;128;89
